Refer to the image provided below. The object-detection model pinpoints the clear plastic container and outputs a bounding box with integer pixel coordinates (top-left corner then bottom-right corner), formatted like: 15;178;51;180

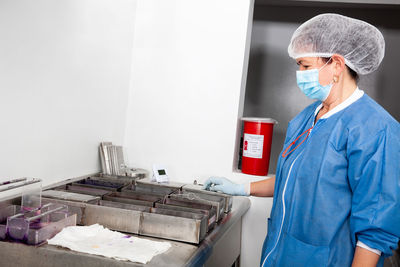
3;203;73;245
21;178;43;211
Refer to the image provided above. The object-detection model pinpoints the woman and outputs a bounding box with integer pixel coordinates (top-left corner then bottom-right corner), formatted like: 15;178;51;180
203;14;400;267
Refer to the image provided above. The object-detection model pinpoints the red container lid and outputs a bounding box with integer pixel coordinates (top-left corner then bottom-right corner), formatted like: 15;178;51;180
241;117;277;124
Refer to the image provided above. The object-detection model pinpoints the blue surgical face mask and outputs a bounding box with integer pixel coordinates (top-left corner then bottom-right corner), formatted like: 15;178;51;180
296;59;333;101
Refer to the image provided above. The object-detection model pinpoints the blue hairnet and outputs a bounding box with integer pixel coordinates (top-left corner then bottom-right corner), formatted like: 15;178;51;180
288;13;385;75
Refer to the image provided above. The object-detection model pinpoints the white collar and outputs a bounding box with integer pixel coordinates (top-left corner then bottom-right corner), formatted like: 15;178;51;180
314;87;364;121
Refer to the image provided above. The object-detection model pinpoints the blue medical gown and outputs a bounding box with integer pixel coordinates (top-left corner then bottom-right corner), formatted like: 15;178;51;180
260;94;400;267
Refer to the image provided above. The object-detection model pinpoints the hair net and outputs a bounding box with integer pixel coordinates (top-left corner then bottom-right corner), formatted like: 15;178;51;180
288;13;385;75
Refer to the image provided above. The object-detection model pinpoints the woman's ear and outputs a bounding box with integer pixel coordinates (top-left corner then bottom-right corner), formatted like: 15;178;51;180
331;54;346;77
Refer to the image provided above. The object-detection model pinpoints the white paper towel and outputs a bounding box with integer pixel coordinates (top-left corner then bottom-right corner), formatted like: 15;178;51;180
48;224;171;264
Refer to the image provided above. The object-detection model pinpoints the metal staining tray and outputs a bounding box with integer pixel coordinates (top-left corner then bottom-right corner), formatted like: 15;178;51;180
182;184;233;213
66;184;111;196
142;208;207;244
154;203;216;231
99;200;151;212
90;175;135;185
102;191;162;207
132;181;232;214
168;193;225;222
123;182;180;195
72;177;126;191
52;184;111;197
41;190;100;203
95;174;142;184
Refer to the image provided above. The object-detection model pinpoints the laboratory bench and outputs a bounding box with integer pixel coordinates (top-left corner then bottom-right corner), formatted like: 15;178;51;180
0;183;250;267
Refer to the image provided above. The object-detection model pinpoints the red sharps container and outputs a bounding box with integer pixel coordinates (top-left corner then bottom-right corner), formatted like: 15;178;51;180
241;117;277;176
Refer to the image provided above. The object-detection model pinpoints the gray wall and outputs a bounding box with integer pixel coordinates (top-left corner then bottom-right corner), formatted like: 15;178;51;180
244;4;400;173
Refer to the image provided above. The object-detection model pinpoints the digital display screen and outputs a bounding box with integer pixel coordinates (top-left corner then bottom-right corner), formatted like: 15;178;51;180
158;169;166;175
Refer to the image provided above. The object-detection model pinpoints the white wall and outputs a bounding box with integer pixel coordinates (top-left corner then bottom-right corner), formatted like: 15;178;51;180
0;0;137;186
125;0;253;182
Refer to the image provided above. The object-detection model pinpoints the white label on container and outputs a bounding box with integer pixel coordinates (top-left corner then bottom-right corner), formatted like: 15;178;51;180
243;133;264;159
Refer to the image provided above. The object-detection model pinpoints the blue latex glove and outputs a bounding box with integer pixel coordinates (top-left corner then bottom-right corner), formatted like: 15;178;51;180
202;177;248;196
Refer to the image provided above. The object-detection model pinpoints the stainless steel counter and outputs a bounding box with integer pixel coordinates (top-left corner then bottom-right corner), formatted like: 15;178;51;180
0;196;250;267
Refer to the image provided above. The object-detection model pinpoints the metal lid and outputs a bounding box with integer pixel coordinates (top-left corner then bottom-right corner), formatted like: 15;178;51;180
241;117;278;124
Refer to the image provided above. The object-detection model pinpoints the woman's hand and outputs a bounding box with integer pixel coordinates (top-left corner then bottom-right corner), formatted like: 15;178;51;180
202;176;276;197
202;177;248;196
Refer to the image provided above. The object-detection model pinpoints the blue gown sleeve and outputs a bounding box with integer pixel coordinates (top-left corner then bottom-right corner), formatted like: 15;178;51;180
348;124;400;256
